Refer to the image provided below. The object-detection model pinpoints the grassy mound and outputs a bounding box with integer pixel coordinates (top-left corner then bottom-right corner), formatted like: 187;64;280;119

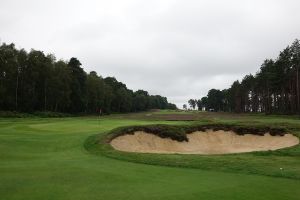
85;123;300;179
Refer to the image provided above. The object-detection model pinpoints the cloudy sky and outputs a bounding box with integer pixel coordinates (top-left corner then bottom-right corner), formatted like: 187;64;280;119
1;0;300;107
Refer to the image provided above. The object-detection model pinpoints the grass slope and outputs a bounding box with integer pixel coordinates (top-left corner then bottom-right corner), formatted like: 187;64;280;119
88;122;300;179
1;112;300;200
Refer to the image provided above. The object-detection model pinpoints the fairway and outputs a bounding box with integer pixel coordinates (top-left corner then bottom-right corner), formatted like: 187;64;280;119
1;112;300;200
2;1;300;199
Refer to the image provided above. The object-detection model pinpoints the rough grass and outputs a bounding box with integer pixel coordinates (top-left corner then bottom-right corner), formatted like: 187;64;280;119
103;123;289;143
0;111;72;118
1;112;300;200
105;124;188;142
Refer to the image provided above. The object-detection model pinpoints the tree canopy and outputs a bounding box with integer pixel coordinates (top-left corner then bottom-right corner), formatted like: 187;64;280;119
0;43;177;114
187;39;300;114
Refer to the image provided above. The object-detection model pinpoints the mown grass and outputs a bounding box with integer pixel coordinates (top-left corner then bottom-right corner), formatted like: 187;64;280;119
1;112;300;200
86;123;300;180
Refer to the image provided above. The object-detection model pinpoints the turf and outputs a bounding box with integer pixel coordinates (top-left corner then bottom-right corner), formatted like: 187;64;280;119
1;112;300;200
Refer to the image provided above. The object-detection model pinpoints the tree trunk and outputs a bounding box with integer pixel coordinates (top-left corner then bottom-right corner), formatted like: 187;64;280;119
15;71;19;111
297;67;299;113
44;81;47;111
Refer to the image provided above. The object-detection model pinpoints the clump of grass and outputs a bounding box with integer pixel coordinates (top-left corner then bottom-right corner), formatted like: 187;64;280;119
33;111;72;118
0;111;33;118
0;111;72;118
182;124;287;136
105;123;289;143
106;124;187;142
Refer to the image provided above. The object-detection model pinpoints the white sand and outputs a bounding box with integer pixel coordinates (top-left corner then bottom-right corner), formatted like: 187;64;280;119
110;130;299;155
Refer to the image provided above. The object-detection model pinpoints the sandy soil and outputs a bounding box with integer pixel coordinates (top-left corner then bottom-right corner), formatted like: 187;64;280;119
110;130;299;154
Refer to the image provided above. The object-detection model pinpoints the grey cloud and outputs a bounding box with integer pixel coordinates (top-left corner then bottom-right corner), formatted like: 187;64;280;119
1;0;300;108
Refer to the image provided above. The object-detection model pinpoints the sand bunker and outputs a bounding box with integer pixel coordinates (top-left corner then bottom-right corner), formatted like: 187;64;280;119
110;130;299;154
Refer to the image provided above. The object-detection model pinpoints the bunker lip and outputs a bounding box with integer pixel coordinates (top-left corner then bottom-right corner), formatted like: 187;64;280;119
110;130;299;155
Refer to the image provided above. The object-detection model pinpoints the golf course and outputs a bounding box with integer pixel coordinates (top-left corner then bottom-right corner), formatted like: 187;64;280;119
2;1;300;199
1;111;300;200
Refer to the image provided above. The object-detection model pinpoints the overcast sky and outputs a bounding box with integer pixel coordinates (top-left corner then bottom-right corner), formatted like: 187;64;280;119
1;0;300;108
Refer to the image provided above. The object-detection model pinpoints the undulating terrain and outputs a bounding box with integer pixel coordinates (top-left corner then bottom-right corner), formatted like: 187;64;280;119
1;111;300;200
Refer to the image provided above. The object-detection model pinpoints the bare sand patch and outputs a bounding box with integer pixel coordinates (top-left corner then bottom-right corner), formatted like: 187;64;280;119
110;130;299;154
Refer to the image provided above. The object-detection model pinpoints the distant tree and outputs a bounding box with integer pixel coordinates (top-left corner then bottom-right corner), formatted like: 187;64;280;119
117;87;132;112
132;90;149;111
104;76;129;112
188;99;196;110
196;99;202;111
221;89;231;112
183;104;187;110
207;89;224;111
0;43;19;111
86;71;105;113
48;60;72;112
200;97;208;111
195;39;300;114
229;81;242;112
167;103;177;110
291;39;300;113
68;57;87;113
0;42;190;114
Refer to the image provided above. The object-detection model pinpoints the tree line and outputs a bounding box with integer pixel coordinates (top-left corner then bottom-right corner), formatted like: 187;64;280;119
0;43;177;114
187;39;300;114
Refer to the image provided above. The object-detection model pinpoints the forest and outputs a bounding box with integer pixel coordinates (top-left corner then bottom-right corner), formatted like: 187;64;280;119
0;43;177;114
187;39;300;114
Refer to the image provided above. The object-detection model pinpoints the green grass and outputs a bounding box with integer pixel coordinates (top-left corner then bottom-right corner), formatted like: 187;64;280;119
87;123;300;179
1;112;300;200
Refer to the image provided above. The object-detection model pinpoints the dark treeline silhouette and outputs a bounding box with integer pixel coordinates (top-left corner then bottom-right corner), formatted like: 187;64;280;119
190;39;300;114
0;43;177;114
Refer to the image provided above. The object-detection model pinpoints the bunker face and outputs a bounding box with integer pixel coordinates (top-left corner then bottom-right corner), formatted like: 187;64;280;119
110;130;299;154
